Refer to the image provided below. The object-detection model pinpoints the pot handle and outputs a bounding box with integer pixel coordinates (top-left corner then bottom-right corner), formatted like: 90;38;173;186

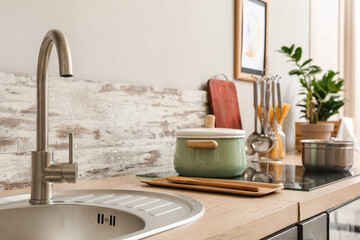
186;140;218;149
205;115;215;128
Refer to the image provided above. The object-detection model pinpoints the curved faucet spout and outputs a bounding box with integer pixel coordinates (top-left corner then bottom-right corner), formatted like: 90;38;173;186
36;29;73;151
31;29;77;204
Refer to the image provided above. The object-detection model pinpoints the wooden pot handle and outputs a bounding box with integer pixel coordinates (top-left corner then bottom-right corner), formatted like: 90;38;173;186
205;115;215;128
186;140;218;149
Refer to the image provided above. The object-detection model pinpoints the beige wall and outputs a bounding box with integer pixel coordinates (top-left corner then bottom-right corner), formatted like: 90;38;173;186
0;0;313;151
268;0;310;151
355;0;360;140
310;0;340;72
0;0;234;90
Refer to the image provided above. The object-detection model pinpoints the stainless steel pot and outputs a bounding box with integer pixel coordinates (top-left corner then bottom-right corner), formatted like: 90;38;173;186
301;140;354;171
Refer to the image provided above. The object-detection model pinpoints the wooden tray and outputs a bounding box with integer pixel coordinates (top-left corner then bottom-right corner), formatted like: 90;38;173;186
141;177;284;196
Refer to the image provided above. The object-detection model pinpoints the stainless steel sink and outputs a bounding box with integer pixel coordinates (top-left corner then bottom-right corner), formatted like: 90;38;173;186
0;30;204;240
0;189;204;240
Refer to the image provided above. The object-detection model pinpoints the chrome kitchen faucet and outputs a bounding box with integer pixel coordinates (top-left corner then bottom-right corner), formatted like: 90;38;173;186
30;29;78;204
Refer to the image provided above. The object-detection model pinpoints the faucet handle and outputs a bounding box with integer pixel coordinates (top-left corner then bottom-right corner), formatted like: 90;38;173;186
69;132;74;164
62;132;78;183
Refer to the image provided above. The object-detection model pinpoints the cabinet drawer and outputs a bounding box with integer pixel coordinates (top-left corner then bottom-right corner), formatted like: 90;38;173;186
262;225;298;240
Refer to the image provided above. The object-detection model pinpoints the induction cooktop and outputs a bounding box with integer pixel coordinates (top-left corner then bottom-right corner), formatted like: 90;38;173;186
138;160;360;191
233;160;360;191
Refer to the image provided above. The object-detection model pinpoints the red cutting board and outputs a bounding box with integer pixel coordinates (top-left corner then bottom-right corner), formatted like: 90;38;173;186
207;79;242;129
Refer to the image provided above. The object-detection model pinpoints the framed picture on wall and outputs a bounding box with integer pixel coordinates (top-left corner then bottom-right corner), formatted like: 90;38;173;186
234;0;268;81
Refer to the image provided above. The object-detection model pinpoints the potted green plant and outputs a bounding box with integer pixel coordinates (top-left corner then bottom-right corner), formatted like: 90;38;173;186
279;44;344;140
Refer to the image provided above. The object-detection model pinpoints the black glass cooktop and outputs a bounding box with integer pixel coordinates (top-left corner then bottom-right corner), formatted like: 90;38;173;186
233;160;360;191
138;160;360;191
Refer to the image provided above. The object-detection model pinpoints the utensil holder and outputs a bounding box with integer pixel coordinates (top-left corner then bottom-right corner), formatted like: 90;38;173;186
255;104;287;161
259;125;286;161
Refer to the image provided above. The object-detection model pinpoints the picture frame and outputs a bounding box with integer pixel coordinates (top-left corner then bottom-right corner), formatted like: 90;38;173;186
234;0;268;81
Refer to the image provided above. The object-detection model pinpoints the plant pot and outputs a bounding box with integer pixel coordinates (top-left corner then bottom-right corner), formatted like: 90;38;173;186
299;123;334;140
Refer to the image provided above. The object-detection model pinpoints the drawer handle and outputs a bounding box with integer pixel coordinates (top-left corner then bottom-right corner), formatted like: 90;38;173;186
186;140;218;149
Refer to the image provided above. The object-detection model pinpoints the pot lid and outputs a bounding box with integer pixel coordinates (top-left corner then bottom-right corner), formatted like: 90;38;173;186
300;139;354;147
176;128;246;139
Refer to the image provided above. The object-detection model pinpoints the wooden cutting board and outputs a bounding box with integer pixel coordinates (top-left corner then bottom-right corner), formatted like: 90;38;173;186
207;79;242;129
141;177;284;196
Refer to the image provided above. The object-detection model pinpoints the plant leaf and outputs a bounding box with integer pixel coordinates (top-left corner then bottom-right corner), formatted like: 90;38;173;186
309;69;322;75
289;44;295;54
292;47;302;61
281;46;290;54
301;59;313;67
289;69;302;76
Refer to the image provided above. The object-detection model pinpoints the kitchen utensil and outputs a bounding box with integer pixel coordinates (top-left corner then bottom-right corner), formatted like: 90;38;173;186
141;177;284;196
246;81;260;155
207;76;242;129
269;79;278;141
301;139;354;171
166;176;259;192
243;167;257;181
277;79;283;119
242;164;274;183
174;115;247;178
258;77;287;160
265;78;271;132
251;80;273;153
252;172;274;183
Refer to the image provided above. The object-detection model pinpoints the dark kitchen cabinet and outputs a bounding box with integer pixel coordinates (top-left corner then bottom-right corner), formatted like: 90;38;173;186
262;225;298;240
327;196;360;239
296;213;327;240
262;213;327;240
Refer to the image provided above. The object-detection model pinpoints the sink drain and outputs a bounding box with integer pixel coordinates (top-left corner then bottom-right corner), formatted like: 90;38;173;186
97;213;116;226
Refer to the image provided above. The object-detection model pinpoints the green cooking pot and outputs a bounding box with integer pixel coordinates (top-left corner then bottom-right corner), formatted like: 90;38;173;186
174;128;247;178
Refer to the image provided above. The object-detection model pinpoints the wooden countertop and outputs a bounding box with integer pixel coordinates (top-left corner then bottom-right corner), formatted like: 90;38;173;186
1;152;360;239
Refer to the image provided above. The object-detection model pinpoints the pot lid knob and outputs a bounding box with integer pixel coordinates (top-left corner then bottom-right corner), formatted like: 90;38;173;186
205;115;215;128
